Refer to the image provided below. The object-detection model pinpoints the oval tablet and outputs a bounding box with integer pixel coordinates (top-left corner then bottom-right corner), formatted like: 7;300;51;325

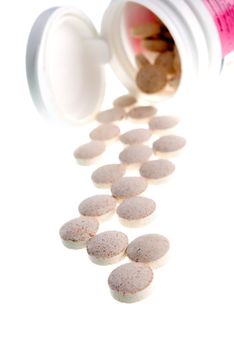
91;164;126;188
59;217;99;249
117;196;156;227
111;177;148;200
131;22;161;38
96;107;125;123
128;106;157;122
136;65;167;94
140;159;175;183
142;38;170;52
113;95;137;109
108;262;154;303
153;135;186;158
127;234;170;268
89;124;120;143
86;231;128;265
120;128;152;145
79;195;117;221
119;144;152;168
148;116;179;134
73;141;105;165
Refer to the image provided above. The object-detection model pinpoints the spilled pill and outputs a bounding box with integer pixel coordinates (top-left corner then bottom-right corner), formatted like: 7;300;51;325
153;135;186;157
140;159;175;183
117;196;156;227
91;164;126;188
119;144;152;167
148;116;180;133
79;195;117;221
128;105;157;122
127;234;170;268
90;123;120;143
113;94;137;109
59;217;99;249
73;141;105;165
111;176;148;200
96;107;125;123
120;128;152;145
87;231;128;265
108;262;154;303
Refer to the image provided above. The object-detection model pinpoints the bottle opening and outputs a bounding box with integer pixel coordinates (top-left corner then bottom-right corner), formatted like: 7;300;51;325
122;1;181;99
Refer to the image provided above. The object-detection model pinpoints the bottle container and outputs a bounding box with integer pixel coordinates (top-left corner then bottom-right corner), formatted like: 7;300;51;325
26;0;234;124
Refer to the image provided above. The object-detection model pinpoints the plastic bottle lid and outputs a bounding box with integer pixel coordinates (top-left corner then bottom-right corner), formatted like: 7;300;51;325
26;7;111;124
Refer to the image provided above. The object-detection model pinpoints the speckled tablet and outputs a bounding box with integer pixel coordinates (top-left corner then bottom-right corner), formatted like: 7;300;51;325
119;144;152;168
89;124;120;143
153;135;186;157
117;196;156;227
127;106;157;122
120;128;152;145
140;159;175;183
127;234;170;268
108;262;154;303
111;177;148;200
86;231;128;265
91;164;126;188
73;141;105;165
148;116;179;134
59;217;99;249
96;107;125;123
113;95;137;109
79;195;117;221
136;65;167;94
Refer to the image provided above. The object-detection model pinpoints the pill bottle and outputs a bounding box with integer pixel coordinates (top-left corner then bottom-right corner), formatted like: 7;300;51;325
26;0;234;124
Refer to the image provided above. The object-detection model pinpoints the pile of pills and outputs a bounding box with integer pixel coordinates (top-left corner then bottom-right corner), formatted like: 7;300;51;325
61;91;186;303
130;20;181;94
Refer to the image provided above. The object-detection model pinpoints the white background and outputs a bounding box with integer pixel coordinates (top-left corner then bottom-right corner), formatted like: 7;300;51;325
1;1;234;349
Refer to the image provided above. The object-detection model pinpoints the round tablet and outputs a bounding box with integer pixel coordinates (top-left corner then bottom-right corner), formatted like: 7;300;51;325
79;195;117;221
91;164;126;188
73;141;105;165
140;159;175;184
153;135;186;158
89;124;120;143
127;234;170;268
108;262;154;303
136;65;167;94
86;231;128;265
120;128;152;145
59;217;99;249
111;177;148;200
117;196;156;227
113;95;137;109
119;144;152;168
148;116;179;134
96;107;125;123
128;106;157;122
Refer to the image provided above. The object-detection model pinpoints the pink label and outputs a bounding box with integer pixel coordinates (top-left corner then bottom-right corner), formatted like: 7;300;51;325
204;0;234;57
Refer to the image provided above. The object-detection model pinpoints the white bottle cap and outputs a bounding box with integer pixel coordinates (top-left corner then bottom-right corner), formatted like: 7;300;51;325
26;7;111;124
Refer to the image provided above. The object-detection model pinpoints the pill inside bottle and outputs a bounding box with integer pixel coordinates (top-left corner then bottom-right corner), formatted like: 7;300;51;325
122;2;181;99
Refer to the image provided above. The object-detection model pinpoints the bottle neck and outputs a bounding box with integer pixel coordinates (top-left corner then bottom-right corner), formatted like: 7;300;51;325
102;0;222;107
